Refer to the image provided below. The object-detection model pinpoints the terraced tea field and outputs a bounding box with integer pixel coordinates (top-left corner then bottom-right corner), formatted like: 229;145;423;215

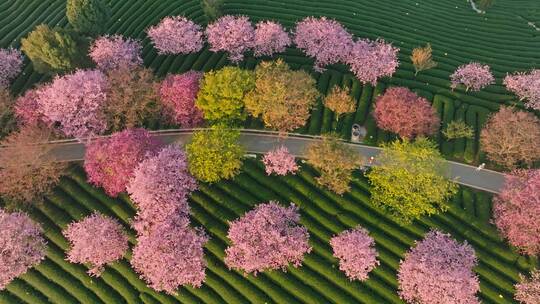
0;161;537;304
3;0;540;163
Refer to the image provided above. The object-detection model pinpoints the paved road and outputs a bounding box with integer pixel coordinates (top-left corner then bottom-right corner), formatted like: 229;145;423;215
44;128;505;194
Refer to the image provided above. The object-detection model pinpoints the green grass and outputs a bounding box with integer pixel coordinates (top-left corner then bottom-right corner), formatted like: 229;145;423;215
1;162;537;303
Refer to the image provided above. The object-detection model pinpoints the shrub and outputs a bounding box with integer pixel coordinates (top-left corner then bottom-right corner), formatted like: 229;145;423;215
131;221;208;294
103;65;161;132
346;38;399;85
253;21;291;57
0;48;24;88
262;146;299;176
0;89;17;139
225;202;311;275
0;209;47;290
14;88;43;127
493;169;540;255
367;138;458;223
63;212;129;277
245;59;319;132
206;15;255;63
450;62;494;91
0;127;67;208
411;43;437;76
84;128;162;197
89;35;142;71
195;66;255;123
515;269;540;304
36;69;108;138
147;16;204;55
201;0;223;21
186;127;244;183
398;230;480;304
294;17;353;72
159;71;204;127
127;145;198;236
373;87;440;139
504;70;540;111
480;106;540;169
323;86;357;121
21;24;88;75
305;134;363;195
66;0;110;35
442;120;474;140
330;226;379;281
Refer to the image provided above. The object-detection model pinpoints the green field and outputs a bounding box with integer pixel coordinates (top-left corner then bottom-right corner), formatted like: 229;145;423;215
2;0;540;303
0;161;537;304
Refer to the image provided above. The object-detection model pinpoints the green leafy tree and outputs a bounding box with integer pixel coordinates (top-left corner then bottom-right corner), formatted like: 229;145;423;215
305;134;363;195
442;120;474;140
201;0;223;22
186;127;244;183
195;66;255;125
367;138;458;223
66;0;110;35
21;25;88;75
245;59;319;132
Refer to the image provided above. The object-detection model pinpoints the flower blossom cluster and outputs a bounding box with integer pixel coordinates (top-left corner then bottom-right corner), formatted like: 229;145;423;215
262;146;299;176
504;70;540;110
450;62;494;91
206;15;255;63
253;21;291;57
0;48;24;88
147;16;204;55
89;35;143;71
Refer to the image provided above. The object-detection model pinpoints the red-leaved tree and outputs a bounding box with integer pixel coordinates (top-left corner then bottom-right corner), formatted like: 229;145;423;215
330;226;379;281
159;71;204;127
373;87;440;139
131;220;208;294
89;35;142;71
493;169;540;256
515;269;540;304
261;145;299;176
206;15;255;63
147;16;204;55
0;209;46;289
84;128;162;197
398;230;480;304
253;20;291;57
63;212;129;277
294;16;353;72
36;69;109;138
225;202;311;275
127;145;198;236
346;38;399;85
14;87;44;127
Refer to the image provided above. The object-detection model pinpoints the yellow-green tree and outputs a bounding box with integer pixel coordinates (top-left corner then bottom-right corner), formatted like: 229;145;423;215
244;59;319;132
323;86;356;121
186;127;244;183
195;66;254;124
305;134;363;195
367;138;457;223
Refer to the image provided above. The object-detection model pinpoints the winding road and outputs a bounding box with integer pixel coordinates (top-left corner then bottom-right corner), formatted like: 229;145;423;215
44;129;505;194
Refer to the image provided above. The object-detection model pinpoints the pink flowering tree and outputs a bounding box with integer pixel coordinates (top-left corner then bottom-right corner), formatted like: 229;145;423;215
63;212;129;277
504;70;540;111
14;87;44;127
398;230;480;304
346;39;399;85
373;87;440;139
0;48;24;88
89;35;142;71
131;221;208;294
36;69;108;138
225;202;312;275
294;17;353;72
0;209;47;290
147;16;204;55
450;62;494;91
127;145;198;236
261;146;298;176
206;15;255;63
84;128;162;197
493;169;540;256
515;269;540;304
159;71;204;127
253;21;291;57
330;226;379;281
